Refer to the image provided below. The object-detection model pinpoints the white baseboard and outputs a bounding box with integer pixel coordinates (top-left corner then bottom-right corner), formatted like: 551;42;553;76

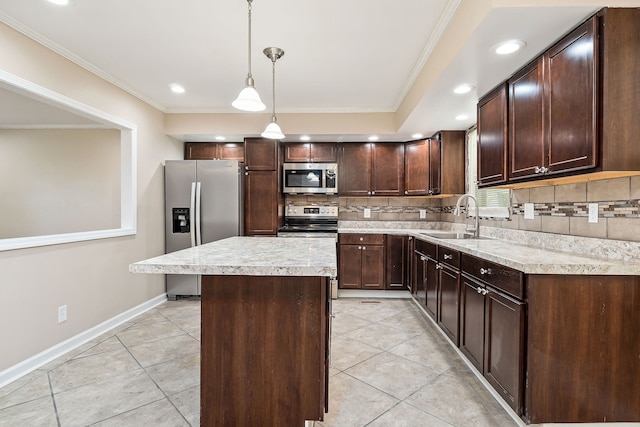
337;289;412;299
0;293;167;389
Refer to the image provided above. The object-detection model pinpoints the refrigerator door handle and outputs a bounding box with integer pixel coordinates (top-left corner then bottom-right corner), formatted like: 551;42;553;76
195;181;202;246
190;182;197;247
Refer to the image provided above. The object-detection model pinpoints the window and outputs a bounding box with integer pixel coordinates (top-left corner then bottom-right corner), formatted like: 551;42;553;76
466;128;510;218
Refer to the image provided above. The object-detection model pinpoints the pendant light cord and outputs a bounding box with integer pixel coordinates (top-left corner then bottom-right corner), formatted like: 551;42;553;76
271;59;276;121
247;0;253;81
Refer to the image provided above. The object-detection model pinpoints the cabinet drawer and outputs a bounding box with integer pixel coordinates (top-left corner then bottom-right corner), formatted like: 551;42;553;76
415;238;437;259
461;254;524;299
438;246;460;269
339;233;384;245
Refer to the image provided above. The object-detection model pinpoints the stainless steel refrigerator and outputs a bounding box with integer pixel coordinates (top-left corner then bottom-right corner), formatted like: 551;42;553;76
164;160;244;299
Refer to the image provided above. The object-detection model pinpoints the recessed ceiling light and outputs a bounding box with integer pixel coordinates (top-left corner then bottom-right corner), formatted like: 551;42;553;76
455;114;469;121
300;135;311;142
215;136;226;141
170;84;185;94
453;84;475;94
47;0;70;5
494;40;526;55
411;133;424;139
368;135;379;141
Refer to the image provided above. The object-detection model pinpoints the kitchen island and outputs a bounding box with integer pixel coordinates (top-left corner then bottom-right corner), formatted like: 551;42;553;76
130;236;337;426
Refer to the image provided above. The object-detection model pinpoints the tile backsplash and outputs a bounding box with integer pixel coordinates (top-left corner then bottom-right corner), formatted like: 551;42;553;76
285;176;640;242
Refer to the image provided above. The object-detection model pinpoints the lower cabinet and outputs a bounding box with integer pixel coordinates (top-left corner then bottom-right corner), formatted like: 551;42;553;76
460;253;525;414
437;247;461;346
338;233;385;289
415;239;438;319
385;234;407;290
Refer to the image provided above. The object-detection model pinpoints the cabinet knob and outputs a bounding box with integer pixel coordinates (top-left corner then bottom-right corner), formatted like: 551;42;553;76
443;254;452;260
358;246;362;250
359;237;363;241
480;268;492;275
405;191;408;195
476;287;483;294
371;191;375;195
245;172;248;176
245;165;249;170
435;264;442;270
420;256;426;261
362;246;366;250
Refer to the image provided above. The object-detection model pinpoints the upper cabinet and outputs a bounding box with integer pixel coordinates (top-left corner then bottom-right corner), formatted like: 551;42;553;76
338;143;404;196
185;142;244;161
479;8;640;187
244;138;279;170
404;140;430;196
283;143;337;163
509;19;597;182
435;131;465;195
477;85;508;187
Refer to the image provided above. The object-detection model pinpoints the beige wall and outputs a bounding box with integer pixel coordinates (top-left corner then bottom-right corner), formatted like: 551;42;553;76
0;129;121;238
0;22;183;370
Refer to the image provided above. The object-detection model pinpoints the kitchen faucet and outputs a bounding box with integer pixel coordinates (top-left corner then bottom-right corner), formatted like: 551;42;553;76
454;194;479;238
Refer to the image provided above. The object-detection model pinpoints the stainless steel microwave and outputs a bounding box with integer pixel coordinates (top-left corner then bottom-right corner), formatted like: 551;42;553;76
282;163;338;194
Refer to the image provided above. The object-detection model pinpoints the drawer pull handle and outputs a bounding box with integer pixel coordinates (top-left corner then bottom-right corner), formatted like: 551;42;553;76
480;268;492;275
443;254;453;260
435;264;442;270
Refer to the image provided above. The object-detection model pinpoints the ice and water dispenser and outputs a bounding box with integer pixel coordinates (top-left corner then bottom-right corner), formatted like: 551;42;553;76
172;208;190;233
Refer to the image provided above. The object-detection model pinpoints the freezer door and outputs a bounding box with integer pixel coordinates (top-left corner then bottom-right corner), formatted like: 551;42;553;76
197;160;242;244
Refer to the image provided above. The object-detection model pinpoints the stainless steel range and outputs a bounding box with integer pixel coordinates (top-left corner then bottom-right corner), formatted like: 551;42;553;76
277;205;338;239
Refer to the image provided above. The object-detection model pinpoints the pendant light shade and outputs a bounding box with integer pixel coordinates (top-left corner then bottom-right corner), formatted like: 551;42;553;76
261;118;284;139
232;0;265;111
261;47;285;140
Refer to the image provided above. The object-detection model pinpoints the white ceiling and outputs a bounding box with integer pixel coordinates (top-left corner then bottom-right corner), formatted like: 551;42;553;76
0;0;633;142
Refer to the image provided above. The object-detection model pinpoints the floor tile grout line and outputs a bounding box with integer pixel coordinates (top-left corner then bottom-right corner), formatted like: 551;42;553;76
47;371;61;427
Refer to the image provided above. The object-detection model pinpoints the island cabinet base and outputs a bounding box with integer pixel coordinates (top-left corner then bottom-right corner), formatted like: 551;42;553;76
525;275;640;424
200;275;329;426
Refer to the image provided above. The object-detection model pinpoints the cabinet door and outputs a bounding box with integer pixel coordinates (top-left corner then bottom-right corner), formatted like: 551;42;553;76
218;143;245;161
428;137;441;195
438;264;460;346
424;256;439;320
485;288;524;414
185;142;216;160
385;235;406;290
477;84;508;186
310;143;337;162
460;277;486;371
361;245;384;289
404;140;429;196
338;144;371;196
284;143;311;162
509;58;545;181
244;138;278;170
338;244;362;289
544;18;598;174
371;143;404;196
244;170;278;235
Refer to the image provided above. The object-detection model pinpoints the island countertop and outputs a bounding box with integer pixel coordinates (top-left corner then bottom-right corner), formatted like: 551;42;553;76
129;236;337;277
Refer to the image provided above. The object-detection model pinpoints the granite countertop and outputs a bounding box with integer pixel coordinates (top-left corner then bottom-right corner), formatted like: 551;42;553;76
129;236;337;277
339;227;640;275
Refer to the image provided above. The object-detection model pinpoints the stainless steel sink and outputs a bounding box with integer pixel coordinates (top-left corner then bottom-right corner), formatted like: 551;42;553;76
419;232;486;240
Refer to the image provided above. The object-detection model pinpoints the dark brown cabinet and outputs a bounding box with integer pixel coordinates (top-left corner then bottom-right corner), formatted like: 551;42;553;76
284;143;337;163
338;143;404;196
184;142;244;161
243;138;282;236
480;8;640;187
437;246;461;346
508;18;597;182
414;238;438;318
338;233;385;289
385;234;406;290
477;84;508;187
404;140;430;196
460;254;525;415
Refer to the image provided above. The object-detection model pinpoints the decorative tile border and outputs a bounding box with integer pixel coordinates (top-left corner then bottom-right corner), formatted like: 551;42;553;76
511;200;640;218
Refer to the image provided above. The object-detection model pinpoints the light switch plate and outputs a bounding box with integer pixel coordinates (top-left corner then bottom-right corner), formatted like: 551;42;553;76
524;203;535;220
419;209;426;219
363;208;371;218
588;203;599;223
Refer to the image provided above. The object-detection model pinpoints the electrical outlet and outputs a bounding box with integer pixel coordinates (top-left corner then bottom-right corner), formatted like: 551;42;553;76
363;208;371;218
58;305;67;323
419;209;426;219
524;203;535;220
588;203;599;223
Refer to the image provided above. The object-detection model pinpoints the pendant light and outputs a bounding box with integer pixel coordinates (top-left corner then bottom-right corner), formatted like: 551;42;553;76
232;0;266;111
261;47;285;139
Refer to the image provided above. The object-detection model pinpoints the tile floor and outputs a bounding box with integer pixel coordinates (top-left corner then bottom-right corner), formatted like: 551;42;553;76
0;297;518;426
